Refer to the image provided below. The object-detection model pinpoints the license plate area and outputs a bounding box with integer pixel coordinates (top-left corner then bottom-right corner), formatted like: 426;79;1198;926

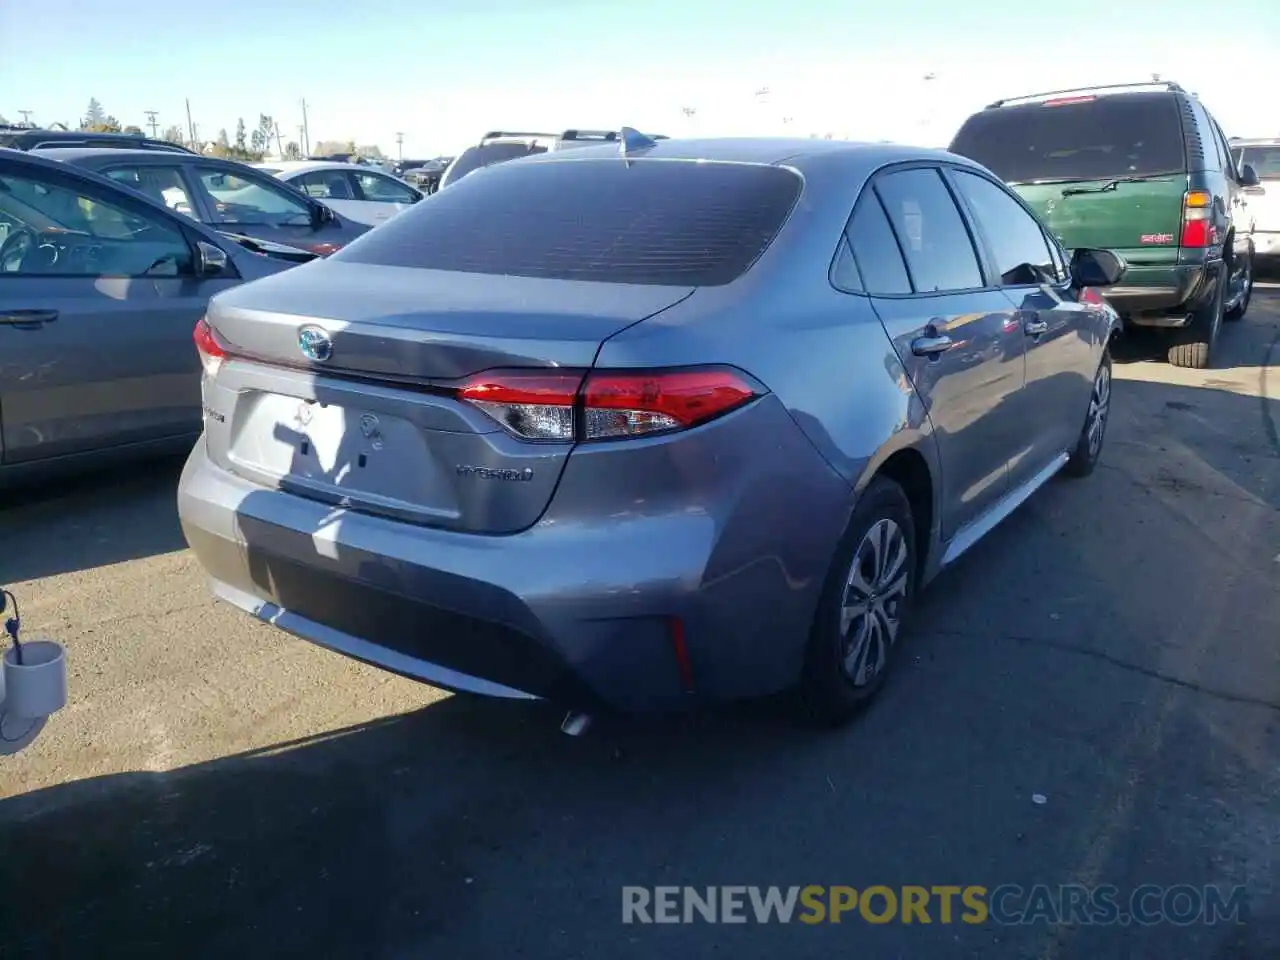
228;393;458;517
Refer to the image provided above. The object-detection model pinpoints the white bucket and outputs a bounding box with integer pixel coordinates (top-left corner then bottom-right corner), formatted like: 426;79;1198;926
2;640;68;720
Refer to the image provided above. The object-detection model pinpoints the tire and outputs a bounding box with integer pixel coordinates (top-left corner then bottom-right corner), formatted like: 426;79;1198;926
1063;350;1112;478
1225;247;1253;322
800;476;917;725
1167;264;1225;369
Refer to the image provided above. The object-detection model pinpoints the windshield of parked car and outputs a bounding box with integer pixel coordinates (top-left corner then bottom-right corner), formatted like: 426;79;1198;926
1234;146;1280;179
337;157;803;285
950;94;1186;184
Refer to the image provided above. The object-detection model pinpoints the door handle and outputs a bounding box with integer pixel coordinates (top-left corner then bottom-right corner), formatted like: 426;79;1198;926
911;334;954;357
0;309;58;329
1024;318;1048;337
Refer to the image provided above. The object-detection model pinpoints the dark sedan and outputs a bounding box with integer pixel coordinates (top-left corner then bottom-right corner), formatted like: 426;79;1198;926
34;148;370;256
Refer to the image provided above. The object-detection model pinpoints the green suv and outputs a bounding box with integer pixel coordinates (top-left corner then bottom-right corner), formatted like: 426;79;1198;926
950;81;1260;368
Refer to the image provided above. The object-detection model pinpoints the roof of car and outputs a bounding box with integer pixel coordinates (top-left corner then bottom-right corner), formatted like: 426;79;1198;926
30;147;265;171
257;160;393;176
519;136;960;171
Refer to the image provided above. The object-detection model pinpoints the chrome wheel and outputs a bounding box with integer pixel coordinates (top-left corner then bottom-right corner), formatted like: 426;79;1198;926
1086;361;1111;458
840;518;909;687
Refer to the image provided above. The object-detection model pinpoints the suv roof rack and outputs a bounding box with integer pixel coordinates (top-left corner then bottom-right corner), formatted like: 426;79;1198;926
986;80;1186;109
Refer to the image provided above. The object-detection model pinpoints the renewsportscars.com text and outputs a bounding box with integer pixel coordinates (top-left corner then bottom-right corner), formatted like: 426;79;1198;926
622;884;1248;926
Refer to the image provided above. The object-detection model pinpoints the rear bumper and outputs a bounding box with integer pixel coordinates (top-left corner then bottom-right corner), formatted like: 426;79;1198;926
177;397;853;713
1105;263;1213;323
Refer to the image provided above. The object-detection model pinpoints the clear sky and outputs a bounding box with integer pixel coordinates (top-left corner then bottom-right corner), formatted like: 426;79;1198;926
2;0;1277;157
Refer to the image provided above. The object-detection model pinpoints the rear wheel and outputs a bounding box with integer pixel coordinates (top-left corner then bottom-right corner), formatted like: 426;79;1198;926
1063;350;1111;478
800;476;916;725
1167;264;1225;369
1225;247;1253;322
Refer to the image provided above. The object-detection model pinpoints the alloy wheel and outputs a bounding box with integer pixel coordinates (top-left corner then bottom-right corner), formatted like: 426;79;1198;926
840;518;909;687
1087;361;1111;459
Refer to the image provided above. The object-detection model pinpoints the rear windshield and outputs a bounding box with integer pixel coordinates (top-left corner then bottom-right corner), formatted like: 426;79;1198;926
1235;145;1280;179
336;158;803;286
950;95;1186;184
441;142;546;186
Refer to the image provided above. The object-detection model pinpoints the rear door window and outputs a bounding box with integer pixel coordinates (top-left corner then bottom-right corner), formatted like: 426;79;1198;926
872;168;985;293
950;94;1186;184
294;170;355;200
842;193;912;294
193;166;313;226
338;159;803;286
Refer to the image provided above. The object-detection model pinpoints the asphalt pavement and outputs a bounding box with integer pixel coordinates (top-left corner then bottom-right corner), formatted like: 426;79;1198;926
2;291;1279;959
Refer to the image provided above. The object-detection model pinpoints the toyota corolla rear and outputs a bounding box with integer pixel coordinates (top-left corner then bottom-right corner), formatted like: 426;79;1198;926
177;153;854;712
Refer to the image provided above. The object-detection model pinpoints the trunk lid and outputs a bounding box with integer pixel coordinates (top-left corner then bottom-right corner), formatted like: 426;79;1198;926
1012;177;1188;256
202;261;694;533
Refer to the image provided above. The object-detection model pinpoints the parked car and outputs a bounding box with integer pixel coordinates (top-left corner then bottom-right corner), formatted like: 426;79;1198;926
0;148;306;486
438;129;668;189
0;126;195;154
33;148;370;256
949;81;1258;369
177;135;1124;723
400;157;452;194
255;160;424;227
1230;138;1280;268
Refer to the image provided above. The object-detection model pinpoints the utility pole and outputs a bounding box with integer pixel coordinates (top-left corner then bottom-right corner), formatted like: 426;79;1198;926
300;98;311;156
17;109;33;127
274;121;284;157
185;98;196;149
395;131;404;162
144;110;159;138
298;126;307;157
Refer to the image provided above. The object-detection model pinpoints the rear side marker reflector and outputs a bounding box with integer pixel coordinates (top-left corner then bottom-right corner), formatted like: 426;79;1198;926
457;367;761;442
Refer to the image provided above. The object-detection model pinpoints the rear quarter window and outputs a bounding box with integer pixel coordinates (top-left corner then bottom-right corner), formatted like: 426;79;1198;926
950;94;1186;183
336;159;804;286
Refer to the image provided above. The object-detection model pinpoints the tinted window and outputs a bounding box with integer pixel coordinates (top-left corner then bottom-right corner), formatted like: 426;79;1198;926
194;166;312;226
1190;99;1224;172
354;171;418;203
830;237;862;291
339;159;803;286
950;94;1186;183
104;165;197;217
873;168;984;293
1210;122;1238;179
846;194;911;294
0;171;192;277
294;170;355;200
1236;145;1280;179
951;170;1056;286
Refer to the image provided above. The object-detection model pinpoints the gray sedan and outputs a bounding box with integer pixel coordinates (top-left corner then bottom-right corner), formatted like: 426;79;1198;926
0;149;303;485
35;148;369;257
177;135;1125;722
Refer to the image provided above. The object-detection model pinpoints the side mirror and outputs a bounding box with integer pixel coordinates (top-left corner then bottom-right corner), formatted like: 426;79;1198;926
195;240;229;276
1239;164;1261;188
1070;247;1126;288
310;202;336;229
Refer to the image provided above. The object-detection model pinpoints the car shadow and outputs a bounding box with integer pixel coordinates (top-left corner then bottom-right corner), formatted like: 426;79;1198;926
0;454;189;584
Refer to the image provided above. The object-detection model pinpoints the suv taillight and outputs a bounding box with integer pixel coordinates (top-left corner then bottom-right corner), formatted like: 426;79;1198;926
457;367;761;442
193;317;228;377
1180;190;1216;247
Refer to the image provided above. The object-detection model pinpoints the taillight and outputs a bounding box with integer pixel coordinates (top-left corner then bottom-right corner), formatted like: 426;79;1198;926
1080;287;1107;306
301;242;342;256
456;367;761;442
1180;190;1216;248
193;316;227;377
